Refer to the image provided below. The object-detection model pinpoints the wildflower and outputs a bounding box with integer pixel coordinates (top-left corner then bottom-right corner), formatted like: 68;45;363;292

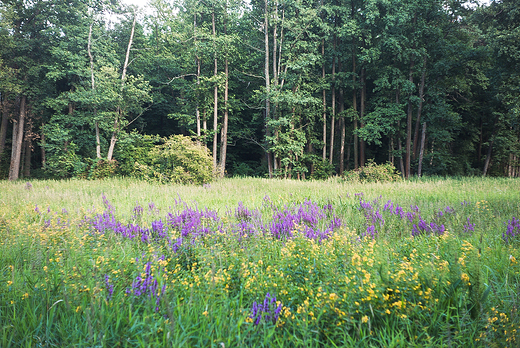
249;293;282;325
361;316;369;323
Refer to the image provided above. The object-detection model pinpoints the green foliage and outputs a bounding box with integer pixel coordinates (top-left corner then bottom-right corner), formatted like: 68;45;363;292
136;135;214;185
88;159;118;179
343;160;402;183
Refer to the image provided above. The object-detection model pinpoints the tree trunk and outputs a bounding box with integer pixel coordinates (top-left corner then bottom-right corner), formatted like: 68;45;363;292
0;94;9;163
40;130;46;169
9;95;26;181
194;13;201;139
329;34;336;166
88;23;102;159
338;57;346;174
264;0;272;178
219;44;229;176
417;122;426;177
322;38;327;162
482;139;493;177
405;57;415;179
107;14;136;161
413;56;426;160
212;9;219;170
23;135;31;178
352;38;358;170
359;65;366;167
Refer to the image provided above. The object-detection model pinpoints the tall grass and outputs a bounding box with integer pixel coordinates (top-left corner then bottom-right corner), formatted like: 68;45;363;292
0;177;519;347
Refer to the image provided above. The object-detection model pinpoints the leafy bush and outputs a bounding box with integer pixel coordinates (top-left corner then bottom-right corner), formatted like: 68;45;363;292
88;159;118;179
343;160;401;183
115;132;160;176
135;135;214;185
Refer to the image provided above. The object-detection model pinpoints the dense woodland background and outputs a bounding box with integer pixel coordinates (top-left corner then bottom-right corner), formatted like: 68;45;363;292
0;0;519;180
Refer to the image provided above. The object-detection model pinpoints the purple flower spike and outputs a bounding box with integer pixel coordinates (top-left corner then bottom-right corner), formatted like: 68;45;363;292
503;217;520;244
250;293;282;326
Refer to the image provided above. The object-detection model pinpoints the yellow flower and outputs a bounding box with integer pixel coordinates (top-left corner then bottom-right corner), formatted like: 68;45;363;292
203;311;209;317
329;293;338;301
510;255;517;264
361;316;369;323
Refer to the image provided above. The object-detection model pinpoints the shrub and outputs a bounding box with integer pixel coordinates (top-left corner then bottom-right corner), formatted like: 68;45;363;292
135;135;214;185
343;160;401;183
88;159;118;179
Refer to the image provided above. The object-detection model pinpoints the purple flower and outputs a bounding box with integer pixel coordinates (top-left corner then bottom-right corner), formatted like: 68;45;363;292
463;217;475;234
503;217;520;243
104;274;114;301
250;293;282;325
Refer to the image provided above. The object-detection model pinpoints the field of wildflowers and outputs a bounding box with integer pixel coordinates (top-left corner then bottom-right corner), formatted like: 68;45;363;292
1;177;519;347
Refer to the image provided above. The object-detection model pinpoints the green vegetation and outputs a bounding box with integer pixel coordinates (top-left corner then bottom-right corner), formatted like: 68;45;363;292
1;0;519;180
1;177;519;347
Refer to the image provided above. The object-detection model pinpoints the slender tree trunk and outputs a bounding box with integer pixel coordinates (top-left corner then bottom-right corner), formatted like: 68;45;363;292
346;135;351;171
322;38;327;162
23;134;31;178
329;33;336;166
195;13;201;139
9;95;26;181
264;0;272;177
107;15;136;161
478;117;483;164
482;139;493;177
413;56;426;160
352;39;358;170
88;23;102;159
405;14;417;179
359;66;366;167
212;9;219;170
417;122;426;177
405;58;415;179
337;54;345;174
0;94;9;163
40;130;46;169
219;9;229;178
272;0;279;174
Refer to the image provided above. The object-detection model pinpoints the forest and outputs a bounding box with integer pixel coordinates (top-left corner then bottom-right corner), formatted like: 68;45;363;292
0;0;519;181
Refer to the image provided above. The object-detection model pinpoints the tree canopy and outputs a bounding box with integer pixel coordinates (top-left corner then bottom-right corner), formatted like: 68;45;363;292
0;0;518;180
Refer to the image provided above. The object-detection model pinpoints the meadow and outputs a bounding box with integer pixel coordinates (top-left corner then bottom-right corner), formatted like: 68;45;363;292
0;177;519;347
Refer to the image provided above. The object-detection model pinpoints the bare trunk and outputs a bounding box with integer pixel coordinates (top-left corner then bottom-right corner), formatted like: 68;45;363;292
23;134;31;178
329;34;336;166
194;13;201;139
212;10;218;170
359;66;366;167
264;0;272;177
413;56;426;160
0;94;8;162
40;130;46;169
405;15;417;179
322;38;326;161
9;95;26;181
417;122;426;177
88;23;102;159
352;39;358;170
338;57;345;174
219;53;229;176
107;14;136;161
405;58;415;179
482;139;493;177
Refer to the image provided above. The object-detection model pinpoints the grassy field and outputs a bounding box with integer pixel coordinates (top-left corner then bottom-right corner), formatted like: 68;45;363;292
0;177;519;347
